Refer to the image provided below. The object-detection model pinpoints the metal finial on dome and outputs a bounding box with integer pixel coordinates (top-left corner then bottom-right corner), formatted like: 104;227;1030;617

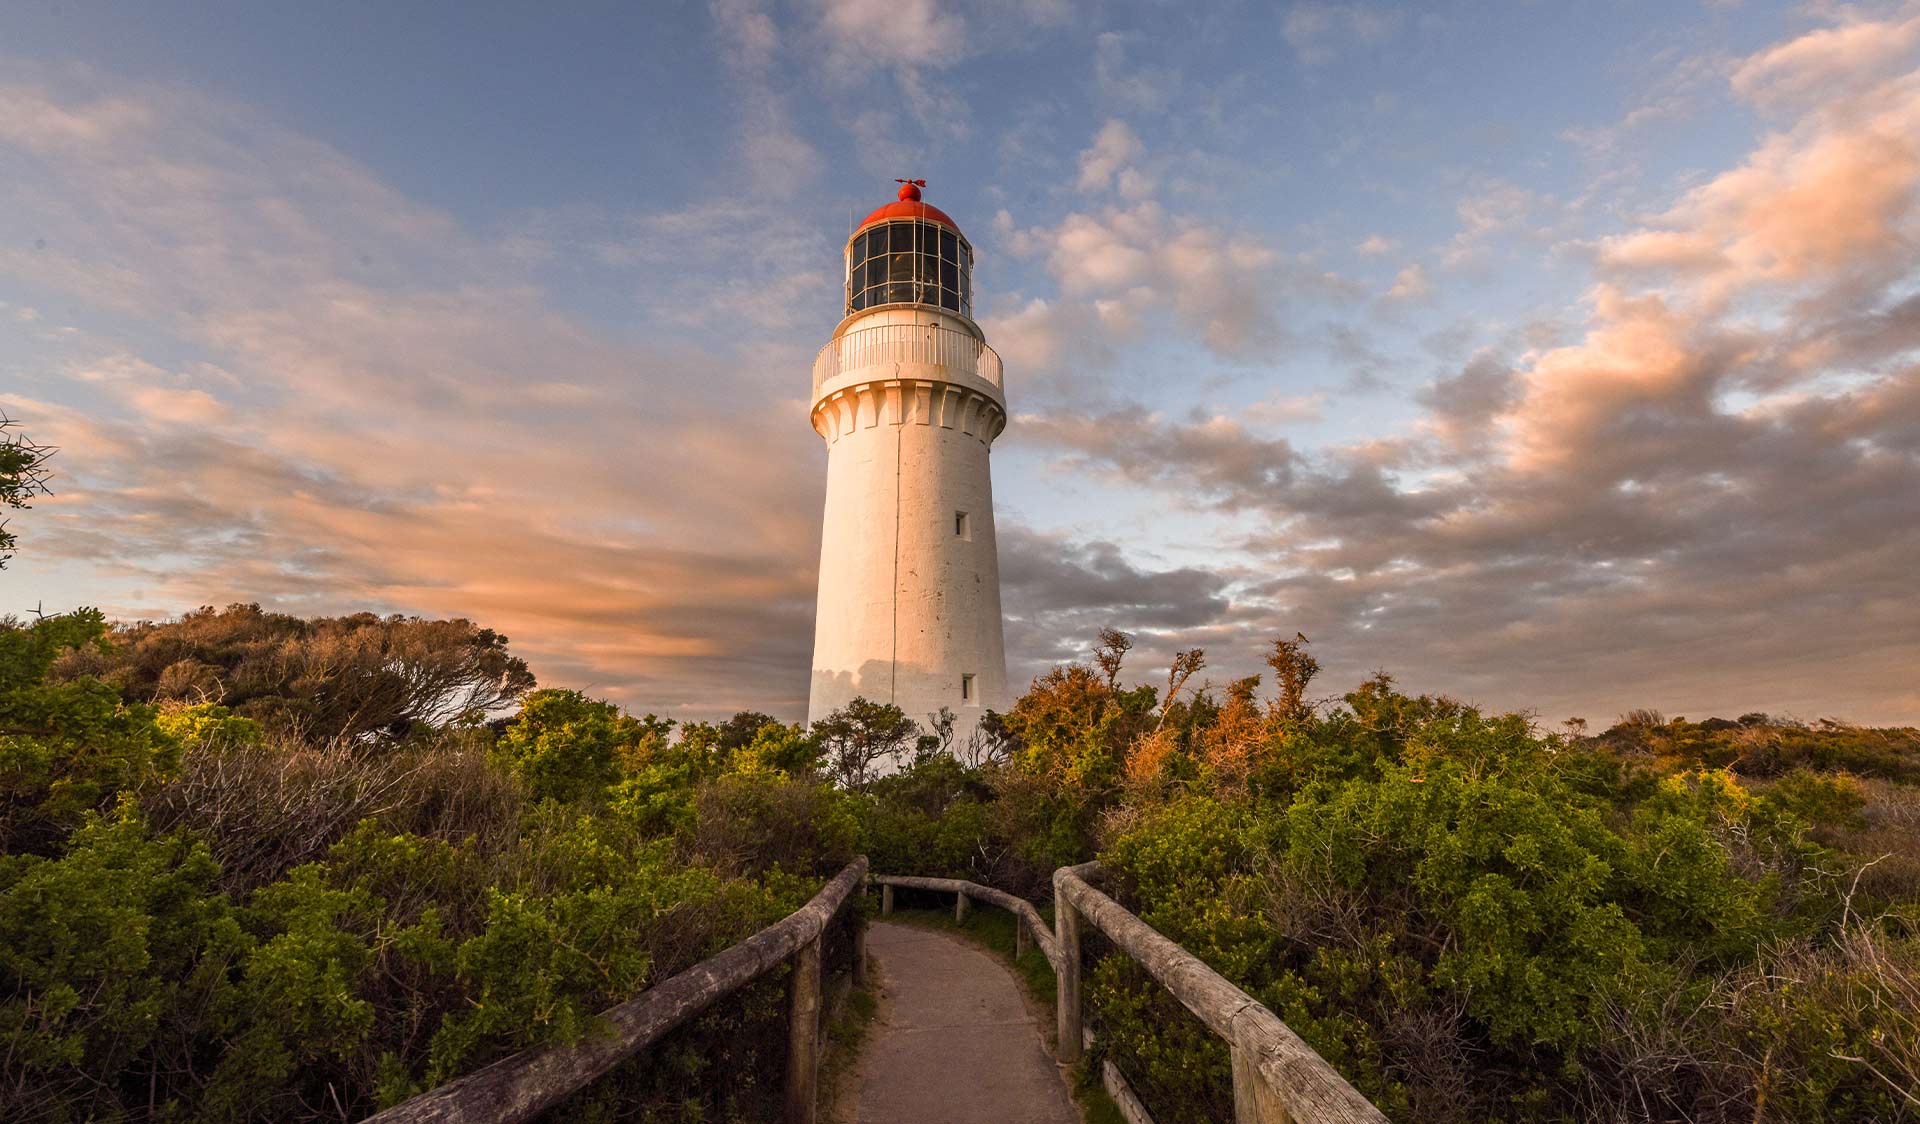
894;178;927;201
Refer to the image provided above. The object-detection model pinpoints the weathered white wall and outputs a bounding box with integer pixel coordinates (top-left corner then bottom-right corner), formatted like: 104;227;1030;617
808;305;1009;757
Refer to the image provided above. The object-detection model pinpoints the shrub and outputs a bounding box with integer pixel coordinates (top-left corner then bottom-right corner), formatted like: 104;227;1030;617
493;688;642;803
0;805;249;1123
0;611;180;854
683;772;859;877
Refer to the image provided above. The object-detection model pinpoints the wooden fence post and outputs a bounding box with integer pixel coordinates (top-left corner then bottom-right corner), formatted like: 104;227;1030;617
1055;877;1083;1065
955;890;971;925
1231;1027;1289;1124
784;936;823;1124
881;883;894;916
1015;916;1029;958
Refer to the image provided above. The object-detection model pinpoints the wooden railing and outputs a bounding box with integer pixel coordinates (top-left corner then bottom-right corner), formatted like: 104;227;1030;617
1056;863;1389;1124
363;857;1381;1124
361;856;868;1124
870;874;1057;965
874;866;1388;1124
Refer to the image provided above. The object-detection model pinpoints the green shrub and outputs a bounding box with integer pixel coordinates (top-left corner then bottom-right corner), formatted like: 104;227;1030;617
493;688;643;803
0;804;247;1122
1;611;180;853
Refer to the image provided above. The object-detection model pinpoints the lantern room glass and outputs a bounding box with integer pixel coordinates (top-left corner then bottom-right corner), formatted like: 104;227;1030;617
846;219;972;316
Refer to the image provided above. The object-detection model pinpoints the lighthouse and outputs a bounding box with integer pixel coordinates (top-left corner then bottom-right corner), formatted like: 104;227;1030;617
807;181;1009;751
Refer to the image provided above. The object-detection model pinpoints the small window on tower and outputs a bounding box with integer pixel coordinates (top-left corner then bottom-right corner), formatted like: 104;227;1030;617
955;510;970;540
961;673;976;703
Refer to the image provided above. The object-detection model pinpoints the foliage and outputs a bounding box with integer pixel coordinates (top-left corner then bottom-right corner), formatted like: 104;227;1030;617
1;611;180;854
1593;711;1920;784
1085;674;1909;1121
0;609;846;1123
155;703;265;750
0;411;54;568
812;696;918;790
492;688;646;803
7;600;1919;1123
51;603;536;742
856;632;1920;1123
0;805;248;1122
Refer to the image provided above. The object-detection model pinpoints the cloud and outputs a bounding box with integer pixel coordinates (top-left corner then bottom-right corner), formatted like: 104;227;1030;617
1076;118;1146;194
977;296;1124;398
1007;19;1920;721
1730;10;1920;111
1440;178;1547;267
1093;31;1178;112
0;72;833;719
1242;392;1326;426
8;10;1920;729
710;0;824;193
1280;3;1402;66
1018;405;1306;509
1594;66;1920;308
999;525;1233;677
1414;351;1517;456
1385;262;1429;299
814;0;966;70
1010;189;1289;358
125;385;230;426
1354;233;1398;255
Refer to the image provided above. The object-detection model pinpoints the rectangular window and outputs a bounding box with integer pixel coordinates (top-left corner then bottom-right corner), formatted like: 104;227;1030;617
955;510;970;539
961;673;976;703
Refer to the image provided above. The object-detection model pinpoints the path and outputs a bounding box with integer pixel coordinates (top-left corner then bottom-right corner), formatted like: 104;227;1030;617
850;921;1080;1124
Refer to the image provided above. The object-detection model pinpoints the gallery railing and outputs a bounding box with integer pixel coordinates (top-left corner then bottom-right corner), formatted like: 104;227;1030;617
811;323;1003;397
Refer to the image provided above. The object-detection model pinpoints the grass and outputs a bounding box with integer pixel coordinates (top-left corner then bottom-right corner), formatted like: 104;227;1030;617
817;976;879;1122
874;898;1128;1124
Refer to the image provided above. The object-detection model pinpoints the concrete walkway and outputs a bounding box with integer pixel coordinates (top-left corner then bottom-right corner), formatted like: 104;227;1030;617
850;921;1080;1124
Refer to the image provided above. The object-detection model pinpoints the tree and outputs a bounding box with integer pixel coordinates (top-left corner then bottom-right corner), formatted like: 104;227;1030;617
1094;627;1133;689
1266;632;1319;724
1156;648;1207;730
713;710;779;751
0;412;54;568
812;698;918;790
52;604;536;742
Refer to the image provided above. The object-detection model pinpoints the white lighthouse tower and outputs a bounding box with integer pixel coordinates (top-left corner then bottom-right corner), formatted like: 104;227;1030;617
807;180;1009;748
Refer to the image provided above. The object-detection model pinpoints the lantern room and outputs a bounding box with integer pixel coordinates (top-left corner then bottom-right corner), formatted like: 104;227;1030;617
845;180;973;317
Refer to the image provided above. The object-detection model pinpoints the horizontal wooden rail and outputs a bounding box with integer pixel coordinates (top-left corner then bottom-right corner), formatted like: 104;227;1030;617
362;856;868;1124
1055;862;1388;1124
869;873;1058;970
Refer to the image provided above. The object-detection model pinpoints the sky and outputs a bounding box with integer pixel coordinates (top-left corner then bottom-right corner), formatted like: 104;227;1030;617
2;1;1917;726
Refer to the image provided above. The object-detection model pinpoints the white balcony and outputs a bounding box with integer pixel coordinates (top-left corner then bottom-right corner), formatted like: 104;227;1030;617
813;322;1003;400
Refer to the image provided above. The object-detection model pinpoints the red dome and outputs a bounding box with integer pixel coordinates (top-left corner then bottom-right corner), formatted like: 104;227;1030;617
858;180;963;237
